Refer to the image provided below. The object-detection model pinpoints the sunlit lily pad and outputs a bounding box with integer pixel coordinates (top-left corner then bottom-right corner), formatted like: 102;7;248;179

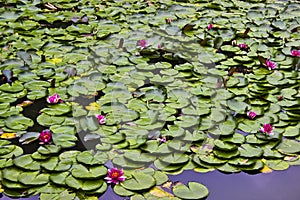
66;175;104;191
13;155;40;170
71;164;107;179
276;140;300;155
18;171;49;185
121;171;156;191
172;182;209;200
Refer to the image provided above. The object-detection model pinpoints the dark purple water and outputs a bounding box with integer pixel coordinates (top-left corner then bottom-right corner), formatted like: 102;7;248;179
1;167;300;200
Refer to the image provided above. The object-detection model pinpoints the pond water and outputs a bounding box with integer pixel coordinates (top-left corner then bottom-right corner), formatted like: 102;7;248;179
1;0;300;199
2;166;300;200
169;166;300;200
98;166;300;200
99;166;300;200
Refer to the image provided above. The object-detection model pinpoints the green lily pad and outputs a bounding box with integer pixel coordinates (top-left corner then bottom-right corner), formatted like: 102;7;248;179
265;159;289;171
217;163;240;173
159;153;190;165
124;150;156;163
41;103;72;116
283;125;300;138
71;164;107;179
114;184;135;197
5;115;34;130
276;139;300;154
40;190;76;200
172;182;209;200
41;157;72;172
13;154;40;170
213;149;240;159
153;171;169;186
38;145;61;155
121;171;156;191
37;114;65;126
0;82;24;93
222;133;245;144
50;171;70;186
2;167;23;182
214;139;238;151
198;154;227;165
227;99;250;114
18;171;49;185
66;175;104;191
239;144;263;158
76;150;108;165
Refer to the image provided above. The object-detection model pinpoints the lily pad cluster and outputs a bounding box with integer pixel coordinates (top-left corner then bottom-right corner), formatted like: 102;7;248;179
0;0;300;199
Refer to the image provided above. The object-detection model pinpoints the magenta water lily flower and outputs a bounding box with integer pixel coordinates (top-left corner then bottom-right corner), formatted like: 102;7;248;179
291;50;300;57
47;93;61;104
207;23;213;30
265;59;276;70
157;136;167;143
105;168;126;184
260;124;274;135
238;43;248;50
96;114;106;124
39;130;52;144
138;39;148;49
247;111;257;120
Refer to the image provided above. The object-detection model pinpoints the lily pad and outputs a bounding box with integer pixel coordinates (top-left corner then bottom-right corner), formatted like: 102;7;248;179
172;182;209;200
121;171;156;191
276;140;300;155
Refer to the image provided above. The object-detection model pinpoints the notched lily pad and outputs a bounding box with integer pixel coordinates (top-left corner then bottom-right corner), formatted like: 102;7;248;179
76;150;108;165
121;171;156;191
18;171;49;186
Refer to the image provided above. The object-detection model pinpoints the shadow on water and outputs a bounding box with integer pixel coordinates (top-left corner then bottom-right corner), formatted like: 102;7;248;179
10;98;88;154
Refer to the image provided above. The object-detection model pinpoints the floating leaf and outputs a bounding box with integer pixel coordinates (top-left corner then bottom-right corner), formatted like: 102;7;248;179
172;182;209;200
0;132;16;139
276;140;300;154
18;171;49;185
13;155;40;170
121;171;156;191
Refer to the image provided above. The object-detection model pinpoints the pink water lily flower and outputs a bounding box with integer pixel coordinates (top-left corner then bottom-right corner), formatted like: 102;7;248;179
95;114;106;124
265;59;276;70
47;93;61;104
157;136;167;143
105;168;126;184
39;130;52;144
291;50;300;57
247;111;257;120
207;23;213;30
238;43;248;50
138;39;148;49
260;124;274;135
